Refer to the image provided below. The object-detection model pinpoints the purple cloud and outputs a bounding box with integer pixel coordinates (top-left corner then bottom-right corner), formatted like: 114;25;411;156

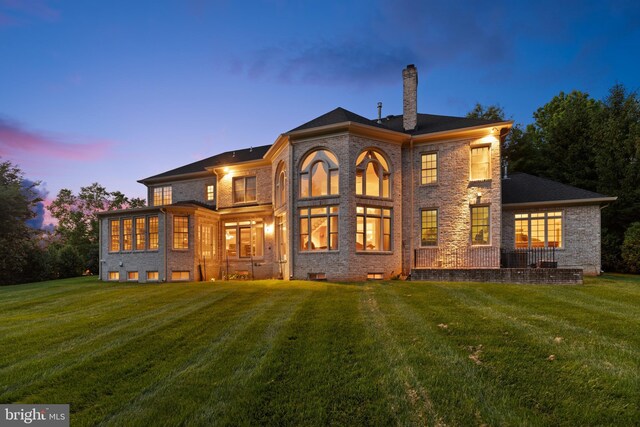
0;116;112;161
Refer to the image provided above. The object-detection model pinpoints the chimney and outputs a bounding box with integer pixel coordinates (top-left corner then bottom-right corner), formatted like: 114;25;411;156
402;64;418;131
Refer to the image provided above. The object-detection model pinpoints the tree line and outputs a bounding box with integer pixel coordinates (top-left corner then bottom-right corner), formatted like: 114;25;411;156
0;161;144;286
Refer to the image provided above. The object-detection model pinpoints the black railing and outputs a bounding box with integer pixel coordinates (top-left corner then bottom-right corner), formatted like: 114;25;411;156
500;247;557;268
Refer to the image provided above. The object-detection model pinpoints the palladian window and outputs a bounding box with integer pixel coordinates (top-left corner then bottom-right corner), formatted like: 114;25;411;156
299;150;339;198
356;149;390;197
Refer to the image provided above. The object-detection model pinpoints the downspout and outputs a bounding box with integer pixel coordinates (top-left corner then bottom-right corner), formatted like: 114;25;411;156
160;208;167;282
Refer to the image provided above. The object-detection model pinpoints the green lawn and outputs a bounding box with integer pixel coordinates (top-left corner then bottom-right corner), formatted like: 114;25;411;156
1;276;639;426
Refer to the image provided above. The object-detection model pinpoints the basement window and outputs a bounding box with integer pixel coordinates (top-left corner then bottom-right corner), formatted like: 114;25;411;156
147;271;159;281
127;271;139;281
171;271;190;281
108;271;119;281
367;273;384;280
308;272;327;281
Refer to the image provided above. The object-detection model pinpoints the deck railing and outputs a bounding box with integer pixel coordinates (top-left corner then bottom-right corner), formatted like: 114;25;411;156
500;247;557;268
413;247;558;269
414;247;500;269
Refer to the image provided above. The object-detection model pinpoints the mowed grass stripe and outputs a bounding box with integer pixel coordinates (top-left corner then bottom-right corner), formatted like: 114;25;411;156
372;282;537;426
0;284;268;406
392;282;639;425
104;284;316;426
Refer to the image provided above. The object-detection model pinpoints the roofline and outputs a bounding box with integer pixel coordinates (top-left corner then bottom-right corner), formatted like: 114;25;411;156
138;171;210;185
502;196;617;209
411;120;514;143
286;121;409;143
263;134;288;160
209;158;271;174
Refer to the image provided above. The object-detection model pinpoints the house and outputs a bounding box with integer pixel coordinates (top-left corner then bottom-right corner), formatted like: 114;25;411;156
98;65;616;283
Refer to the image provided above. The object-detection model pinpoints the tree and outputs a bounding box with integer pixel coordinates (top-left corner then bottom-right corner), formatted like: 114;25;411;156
466;103;506;121
621;222;640;273
526;91;603;191
49;183;145;274
0;160;42;285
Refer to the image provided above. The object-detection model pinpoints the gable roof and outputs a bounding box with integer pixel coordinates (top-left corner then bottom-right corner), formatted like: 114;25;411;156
502;172;616;206
139;144;271;183
287;107;387;133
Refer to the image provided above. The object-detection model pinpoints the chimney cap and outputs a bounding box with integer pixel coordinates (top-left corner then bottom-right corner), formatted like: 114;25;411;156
406;64;416;69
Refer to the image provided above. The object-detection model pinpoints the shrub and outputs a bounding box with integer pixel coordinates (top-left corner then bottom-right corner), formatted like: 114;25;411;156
621;222;640;273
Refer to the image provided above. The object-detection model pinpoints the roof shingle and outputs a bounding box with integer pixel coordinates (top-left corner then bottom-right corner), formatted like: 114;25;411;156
502;172;612;204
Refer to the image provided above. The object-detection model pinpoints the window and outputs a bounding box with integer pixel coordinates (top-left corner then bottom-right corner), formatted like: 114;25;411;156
421;209;438;246
135;217;146;250
122;219;133;251
108;271;119;281
109;220;120;252
127;271;139;281
356;149;390;197
198;225;215;259
153;186;172;206
367;273;384;280
206;184;215;202
471;206;490;245
173;216;189;250
515;212;563;248
233;176;257;204
299;206;339;251
148;216;159;250
275;162;287;207
147;271;159;281
470;146;490;180
356;206;391;251
171;271;190;281
421;153;437;184
308;272;327;280
225;221;264;258
300;149;339;198
276;215;287;262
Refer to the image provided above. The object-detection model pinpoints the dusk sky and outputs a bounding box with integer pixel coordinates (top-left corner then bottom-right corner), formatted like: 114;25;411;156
1;0;639;221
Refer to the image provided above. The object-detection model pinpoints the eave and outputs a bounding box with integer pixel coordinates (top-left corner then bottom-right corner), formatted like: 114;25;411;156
502;196;618;209
286;121;409;144
411;120;514;144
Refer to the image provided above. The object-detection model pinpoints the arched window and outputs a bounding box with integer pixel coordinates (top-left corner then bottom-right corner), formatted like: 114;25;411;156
275;162;287;207
299;149;339;198
356;149;390;197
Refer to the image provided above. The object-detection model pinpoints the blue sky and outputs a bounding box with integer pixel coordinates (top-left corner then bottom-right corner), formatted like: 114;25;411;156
1;0;639;221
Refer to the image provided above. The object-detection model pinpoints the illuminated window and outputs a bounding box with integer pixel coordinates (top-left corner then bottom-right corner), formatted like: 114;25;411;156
515;212;563;248
147;271;159;281
122;219;132;251
108;271;119;281
421;209;438;246
153;186;172;206
470;146;490;181
148;216;159;250
135;217;145;250
299;206;339;251
171;271;190;281
471;206;490;245
173;216;189;250
421;153;437;184
127;271;138;281
224;221;264;258
300;149;339;198
206;184;215;202
109;220;120;252
275;162;287;207
367;273;383;280
356;149;390;197
232;176;257;203
356;206;391;251
198;225;215;259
